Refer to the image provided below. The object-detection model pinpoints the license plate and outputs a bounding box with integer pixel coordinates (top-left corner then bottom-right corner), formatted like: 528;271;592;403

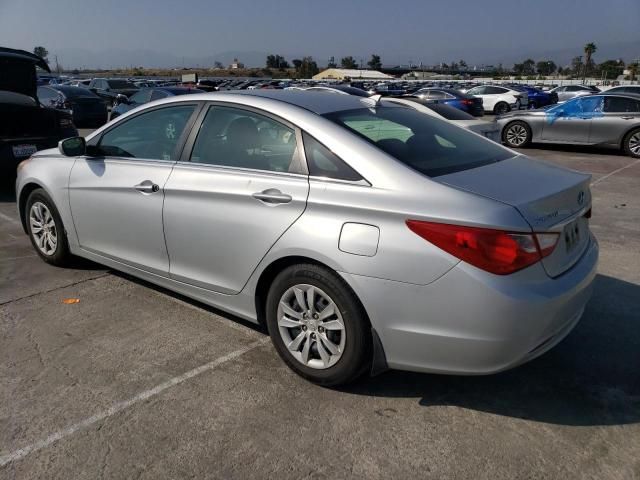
12;144;37;158
564;219;581;253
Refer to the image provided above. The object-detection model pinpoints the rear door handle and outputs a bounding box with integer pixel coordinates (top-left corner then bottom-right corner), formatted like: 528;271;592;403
134;180;160;194
621;116;635;120
252;188;292;204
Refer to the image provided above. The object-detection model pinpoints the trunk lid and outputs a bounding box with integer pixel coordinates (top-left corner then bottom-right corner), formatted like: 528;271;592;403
436;155;592;277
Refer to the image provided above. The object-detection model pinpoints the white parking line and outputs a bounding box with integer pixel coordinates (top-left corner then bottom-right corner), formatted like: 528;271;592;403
591;159;640;186
0;337;270;467
0;211;20;225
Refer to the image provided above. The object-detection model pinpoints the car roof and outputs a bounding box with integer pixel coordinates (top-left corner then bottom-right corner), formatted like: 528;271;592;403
185;90;386;114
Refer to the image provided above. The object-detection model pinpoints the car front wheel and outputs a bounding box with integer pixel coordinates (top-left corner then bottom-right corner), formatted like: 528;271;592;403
623;128;640;158
265;264;371;386
26;188;73;266
503;121;532;148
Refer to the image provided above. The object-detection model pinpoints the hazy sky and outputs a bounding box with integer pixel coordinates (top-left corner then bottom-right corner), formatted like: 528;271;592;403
1;0;638;67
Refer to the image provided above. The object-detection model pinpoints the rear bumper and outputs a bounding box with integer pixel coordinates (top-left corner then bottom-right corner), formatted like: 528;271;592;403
341;234;598;375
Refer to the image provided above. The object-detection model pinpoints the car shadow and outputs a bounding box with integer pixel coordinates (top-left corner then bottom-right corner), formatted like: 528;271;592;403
341;274;640;427
527;143;626;157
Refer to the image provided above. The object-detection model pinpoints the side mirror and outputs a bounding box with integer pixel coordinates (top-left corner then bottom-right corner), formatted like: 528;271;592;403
58;137;86;157
114;94;129;105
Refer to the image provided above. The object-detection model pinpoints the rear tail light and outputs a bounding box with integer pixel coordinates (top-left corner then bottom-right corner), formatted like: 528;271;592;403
406;220;559;275
461;99;473;105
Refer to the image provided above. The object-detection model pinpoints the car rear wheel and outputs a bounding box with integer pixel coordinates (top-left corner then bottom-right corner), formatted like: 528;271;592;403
494;102;510;115
26;189;73;266
623;128;640;158
265;263;371;386
503;121;532;148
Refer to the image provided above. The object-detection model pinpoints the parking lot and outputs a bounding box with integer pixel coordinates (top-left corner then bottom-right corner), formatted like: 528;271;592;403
1;142;639;479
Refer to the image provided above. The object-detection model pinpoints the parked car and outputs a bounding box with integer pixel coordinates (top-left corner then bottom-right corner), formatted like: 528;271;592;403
88;78;139;107
412;88;484;116
498;94;640;157
110;87;204;119
386;97;499;141
466;85;528;114
550;85;600;103
17;90;598;386
37;85;108;128
0;47;77;174
508;85;557;109
602;85;640;96
65;79;92;88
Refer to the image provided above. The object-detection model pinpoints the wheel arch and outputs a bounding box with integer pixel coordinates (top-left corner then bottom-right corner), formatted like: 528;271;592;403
620;124;640;150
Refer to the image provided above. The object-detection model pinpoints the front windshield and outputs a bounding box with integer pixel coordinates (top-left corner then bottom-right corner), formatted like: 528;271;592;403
324;106;512;177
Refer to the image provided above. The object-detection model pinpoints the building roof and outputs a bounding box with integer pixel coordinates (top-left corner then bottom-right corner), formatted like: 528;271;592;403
312;68;394;80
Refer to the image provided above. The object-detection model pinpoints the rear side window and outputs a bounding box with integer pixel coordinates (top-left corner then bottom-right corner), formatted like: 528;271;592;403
302;133;363;181
604;96;640;113
325;106;512;177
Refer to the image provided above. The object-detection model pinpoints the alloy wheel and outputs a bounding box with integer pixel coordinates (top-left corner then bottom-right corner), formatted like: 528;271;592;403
277;284;346;369
629;132;640;156
506;124;528;146
29;201;57;256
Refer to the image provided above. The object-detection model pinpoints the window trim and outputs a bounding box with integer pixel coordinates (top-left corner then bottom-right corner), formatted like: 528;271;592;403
180;101;308;176
87;101;204;163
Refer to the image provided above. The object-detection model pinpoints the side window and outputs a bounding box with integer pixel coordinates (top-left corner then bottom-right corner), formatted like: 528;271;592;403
150;90;169;101
302;132;363;181
429;90;447;99
98;105;195;160
190;106;299;173
604;96;640;113
467;86;485;95
129;90;152;104
486;86;505;94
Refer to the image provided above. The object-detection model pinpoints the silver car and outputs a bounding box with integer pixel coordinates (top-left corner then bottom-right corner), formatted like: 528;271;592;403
550;85;600;103
16;91;598;386
498;94;640;157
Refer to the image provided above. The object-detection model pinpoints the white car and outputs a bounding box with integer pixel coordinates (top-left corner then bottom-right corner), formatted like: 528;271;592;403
466;86;528;115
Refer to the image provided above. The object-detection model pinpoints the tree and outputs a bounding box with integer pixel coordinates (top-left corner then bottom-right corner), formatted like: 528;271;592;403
327;56;337;68
522;58;535;75
367;54;382;70
583;42;597;79
292;59;303;70
213;61;224;69
536;60;557;76
266;54;289;69
33;46;49;63
596;59;624;79
295;56;319;79
341;56;358;69
628;62;639;82
570;56;584;77
459;59;468;69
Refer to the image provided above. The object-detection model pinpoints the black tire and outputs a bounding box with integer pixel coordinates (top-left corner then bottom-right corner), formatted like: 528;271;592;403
502;120;532;148
622;128;640;158
25;188;73;266
493;102;510;115
265;263;371;386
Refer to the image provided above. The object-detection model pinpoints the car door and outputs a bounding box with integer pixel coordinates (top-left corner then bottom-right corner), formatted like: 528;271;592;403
162;103;309;294
541;96;603;143
589;95;640;144
69;103;200;275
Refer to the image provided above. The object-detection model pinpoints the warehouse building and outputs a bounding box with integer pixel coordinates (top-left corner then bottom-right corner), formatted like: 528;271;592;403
312;68;394;81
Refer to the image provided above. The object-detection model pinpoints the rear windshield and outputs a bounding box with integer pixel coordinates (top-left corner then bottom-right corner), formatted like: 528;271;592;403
324;106;512;177
55;86;98;98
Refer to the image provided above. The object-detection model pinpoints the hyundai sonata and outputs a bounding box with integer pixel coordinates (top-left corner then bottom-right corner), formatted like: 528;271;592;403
16;90;598;385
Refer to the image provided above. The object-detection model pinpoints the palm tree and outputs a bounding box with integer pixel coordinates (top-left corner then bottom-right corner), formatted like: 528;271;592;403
583;42;597;81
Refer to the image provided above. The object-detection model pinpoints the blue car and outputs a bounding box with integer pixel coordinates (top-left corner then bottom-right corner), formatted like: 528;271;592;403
110;87;203;119
412;88;484;117
508;85;557;109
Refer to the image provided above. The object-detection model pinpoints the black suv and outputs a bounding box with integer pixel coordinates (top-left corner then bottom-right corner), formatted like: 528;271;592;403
1;47;77;175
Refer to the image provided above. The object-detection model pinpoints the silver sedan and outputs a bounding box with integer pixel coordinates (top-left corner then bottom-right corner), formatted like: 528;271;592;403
16;91;598;385
498;94;640;157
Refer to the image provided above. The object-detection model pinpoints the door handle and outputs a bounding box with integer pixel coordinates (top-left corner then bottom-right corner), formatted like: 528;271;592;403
134;180;160;194
621;116;634;120
252;188;292;204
